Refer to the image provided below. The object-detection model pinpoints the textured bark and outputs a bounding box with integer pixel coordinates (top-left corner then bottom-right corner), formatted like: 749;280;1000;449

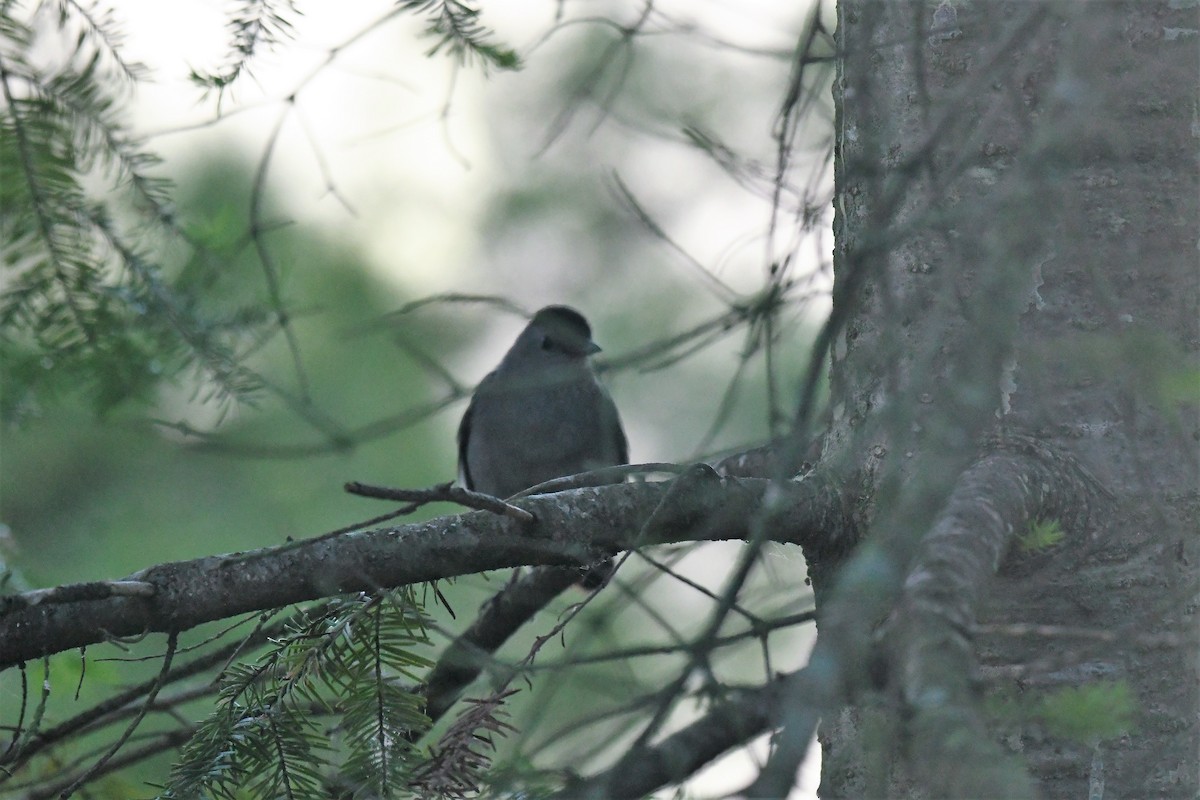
820;1;1199;797
0;470;844;669
884;437;1110;797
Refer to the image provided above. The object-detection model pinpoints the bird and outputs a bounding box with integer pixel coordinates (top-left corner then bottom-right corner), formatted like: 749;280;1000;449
457;305;627;585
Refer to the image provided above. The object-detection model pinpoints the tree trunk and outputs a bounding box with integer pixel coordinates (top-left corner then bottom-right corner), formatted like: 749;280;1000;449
825;1;1198;797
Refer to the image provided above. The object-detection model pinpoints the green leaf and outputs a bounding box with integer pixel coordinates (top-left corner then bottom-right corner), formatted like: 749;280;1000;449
1017;519;1064;552
1160;367;1200;405
1037;680;1135;743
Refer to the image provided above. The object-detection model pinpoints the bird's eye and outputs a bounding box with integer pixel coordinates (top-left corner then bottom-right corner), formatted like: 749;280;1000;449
540;336;554;351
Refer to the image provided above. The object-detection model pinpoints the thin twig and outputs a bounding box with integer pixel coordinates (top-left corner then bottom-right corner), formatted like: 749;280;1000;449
57;632;178;798
345;481;535;523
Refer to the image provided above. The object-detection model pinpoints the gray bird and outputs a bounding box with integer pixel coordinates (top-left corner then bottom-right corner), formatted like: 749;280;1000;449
457;306;627;585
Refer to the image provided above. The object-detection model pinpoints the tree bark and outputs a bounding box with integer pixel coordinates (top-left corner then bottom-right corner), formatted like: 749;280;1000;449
0;471;843;669
818;1;1199;797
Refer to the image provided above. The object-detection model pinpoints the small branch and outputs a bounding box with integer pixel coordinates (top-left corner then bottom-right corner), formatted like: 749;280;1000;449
17;728;193;800
634;551;765;627
345;480;536;523
561;669;801;799
522;610;816;672
0;581;155;614
417;564;615;791
3;620;280;769
512;463;686;497
57;632;178;798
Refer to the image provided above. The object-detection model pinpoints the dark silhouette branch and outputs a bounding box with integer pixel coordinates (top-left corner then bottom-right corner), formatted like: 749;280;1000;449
422;565;579;723
58;632;177;798
3;618;281;769
1;473;841;670
561;669;800;799
421;557;816;727
18;728;194;800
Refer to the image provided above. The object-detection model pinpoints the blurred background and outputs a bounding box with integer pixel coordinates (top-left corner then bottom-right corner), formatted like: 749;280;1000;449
1;0;833;795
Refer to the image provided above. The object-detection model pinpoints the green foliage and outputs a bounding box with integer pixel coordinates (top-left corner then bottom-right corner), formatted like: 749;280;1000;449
1035;680;1135;743
161;591;435;799
190;0;300;90
0;3;261;423
986;679;1137;745
1159;366;1200;406
191;0;520;90
0;0;516;425
400;1;522;72
1016;518;1064;552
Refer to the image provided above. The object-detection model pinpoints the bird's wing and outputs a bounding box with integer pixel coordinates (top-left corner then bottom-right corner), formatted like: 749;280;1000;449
456;372;493;490
601;385;629;466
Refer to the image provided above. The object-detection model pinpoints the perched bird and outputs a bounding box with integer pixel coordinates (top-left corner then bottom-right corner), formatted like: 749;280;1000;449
457;306;627;584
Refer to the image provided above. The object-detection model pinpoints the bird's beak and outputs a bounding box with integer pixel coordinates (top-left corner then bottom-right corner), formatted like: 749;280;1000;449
586;341;602;355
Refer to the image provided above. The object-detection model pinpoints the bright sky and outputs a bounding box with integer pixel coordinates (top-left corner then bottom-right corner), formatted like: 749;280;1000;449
113;1;833;300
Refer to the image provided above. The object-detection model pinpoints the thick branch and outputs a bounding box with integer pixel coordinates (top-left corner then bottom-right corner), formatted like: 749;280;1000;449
746;438;1106;797
561;669;800;799
1;473;843;669
422;565;579;723
883;435;1108;797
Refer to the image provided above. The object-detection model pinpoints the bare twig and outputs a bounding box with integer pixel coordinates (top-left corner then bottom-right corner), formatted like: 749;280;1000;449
345;481;536;523
57;632;178;798
0;581;155;614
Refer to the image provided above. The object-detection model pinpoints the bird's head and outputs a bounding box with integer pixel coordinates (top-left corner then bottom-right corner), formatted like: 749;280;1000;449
527;305;601;358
